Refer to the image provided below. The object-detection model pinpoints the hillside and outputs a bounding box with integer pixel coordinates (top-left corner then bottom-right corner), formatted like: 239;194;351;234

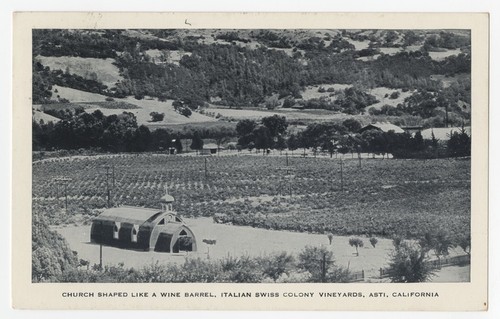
48;85;216;126
35;55;122;88
32;109;61;124
32;28;471;130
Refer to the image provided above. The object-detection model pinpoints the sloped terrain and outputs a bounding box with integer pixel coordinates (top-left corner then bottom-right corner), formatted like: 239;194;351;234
35;55;122;88
49;85;216;126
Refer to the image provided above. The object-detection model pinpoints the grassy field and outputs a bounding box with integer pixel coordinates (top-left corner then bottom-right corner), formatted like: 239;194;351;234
35;56;122;88
48;86;216;126
206;106;353;122
33;154;470;242
364;87;414;111
427;48;462;61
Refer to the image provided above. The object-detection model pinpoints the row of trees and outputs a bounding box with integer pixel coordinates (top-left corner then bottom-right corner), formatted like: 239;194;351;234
33;108;470;159
234;117;471;159
33;110;239;153
33;110;183;153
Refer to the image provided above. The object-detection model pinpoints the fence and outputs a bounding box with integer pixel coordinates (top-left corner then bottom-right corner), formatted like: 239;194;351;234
379;254;470;278
348;270;365;282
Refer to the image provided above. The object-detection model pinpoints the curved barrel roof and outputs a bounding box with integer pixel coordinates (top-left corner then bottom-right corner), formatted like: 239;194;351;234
94;206;165;225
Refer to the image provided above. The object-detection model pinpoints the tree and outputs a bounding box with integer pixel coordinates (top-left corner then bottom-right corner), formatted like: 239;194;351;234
349;237;364;256
388;240;436;283
253;126;273;155
433;230;453;265
236;119;257;148
327;233;334;245
131;125;151;152
261;115;288;139
411;131;425;152
275;135;287;154
287;134;299;154
369;237;378;248
149;112;165;122
458;234;471;255
212;126;234;152
258;252;295;282
173;138;183;153
190;131;204;152
297;246;349;283
342;118;362;133
447;126;471;157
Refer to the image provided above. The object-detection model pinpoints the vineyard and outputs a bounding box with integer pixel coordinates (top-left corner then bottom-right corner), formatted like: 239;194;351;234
33;154;470;240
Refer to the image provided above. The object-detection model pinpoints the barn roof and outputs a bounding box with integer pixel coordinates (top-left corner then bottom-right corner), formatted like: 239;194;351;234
420;126;471;140
359;122;405;134
94;206;164;225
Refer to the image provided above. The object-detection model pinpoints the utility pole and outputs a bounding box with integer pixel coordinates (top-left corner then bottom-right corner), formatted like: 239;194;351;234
112;164;115;188
103;165;113;208
54;177;72;213
321;251;327;283
339;159;344;192
204;157;208;179
357;145;362;168
100;242;103;270
445;103;449;128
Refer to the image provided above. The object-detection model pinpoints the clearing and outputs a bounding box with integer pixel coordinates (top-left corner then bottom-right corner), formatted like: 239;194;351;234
47;85;216;126
206;107;351;122
427;49;462;61
36;55;122;88
54;218;467;282
365;87;414;111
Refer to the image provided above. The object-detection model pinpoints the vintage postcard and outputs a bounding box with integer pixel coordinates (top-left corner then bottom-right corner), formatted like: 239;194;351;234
12;12;488;310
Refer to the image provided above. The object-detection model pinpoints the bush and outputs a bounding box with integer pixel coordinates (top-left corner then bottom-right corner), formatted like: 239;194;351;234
388;240;436;283
149;112;165;122
389;91;400;99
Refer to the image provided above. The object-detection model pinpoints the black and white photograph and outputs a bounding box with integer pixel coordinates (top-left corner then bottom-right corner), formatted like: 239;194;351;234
9;11;490;312
31;27;473;284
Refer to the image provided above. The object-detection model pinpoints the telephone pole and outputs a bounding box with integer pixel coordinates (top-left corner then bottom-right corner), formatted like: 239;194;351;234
339;159;344;192
204;157;208;179
103;165;114;208
54;177;72;213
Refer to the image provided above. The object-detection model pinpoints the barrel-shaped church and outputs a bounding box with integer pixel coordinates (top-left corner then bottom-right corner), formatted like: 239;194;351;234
90;193;197;253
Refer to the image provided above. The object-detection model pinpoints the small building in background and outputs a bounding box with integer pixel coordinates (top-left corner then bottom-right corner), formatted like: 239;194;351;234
401;125;423;135
200;143;223;155
90;191;197;253
358;122;405;134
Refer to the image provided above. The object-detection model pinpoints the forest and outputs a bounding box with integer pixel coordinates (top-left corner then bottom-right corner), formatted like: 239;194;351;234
32;29;471;110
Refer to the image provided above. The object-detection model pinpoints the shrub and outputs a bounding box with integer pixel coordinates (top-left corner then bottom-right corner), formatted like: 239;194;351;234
387;240;436;283
389;91;400;99
149;112;165;122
